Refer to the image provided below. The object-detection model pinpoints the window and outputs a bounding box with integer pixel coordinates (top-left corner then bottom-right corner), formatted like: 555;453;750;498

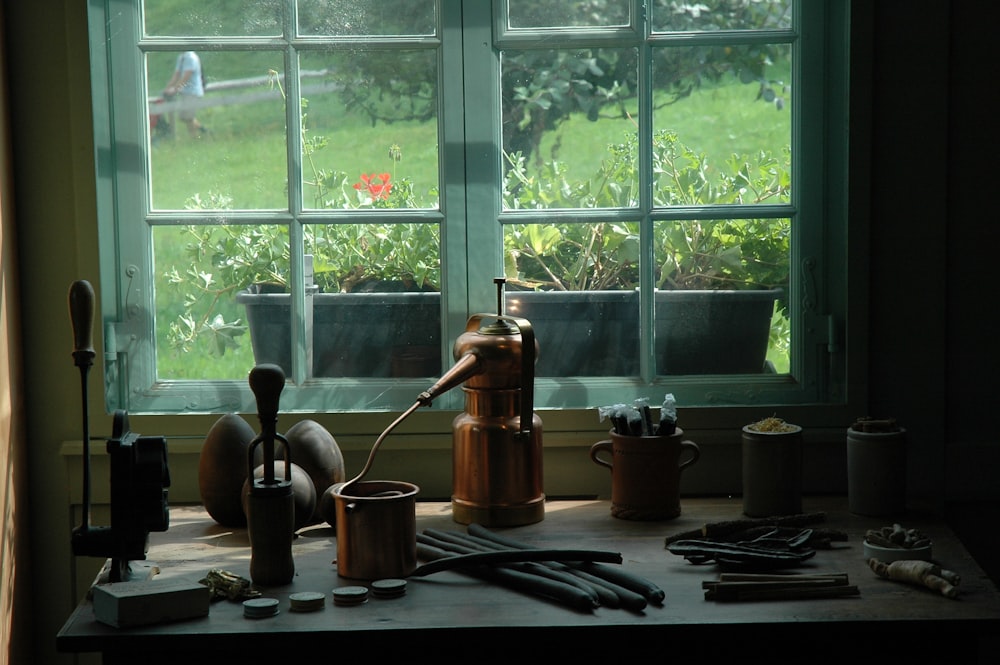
88;0;848;415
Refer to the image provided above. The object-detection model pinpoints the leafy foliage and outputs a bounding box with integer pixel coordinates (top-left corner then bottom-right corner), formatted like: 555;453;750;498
165;122;790;357
503;129;790;297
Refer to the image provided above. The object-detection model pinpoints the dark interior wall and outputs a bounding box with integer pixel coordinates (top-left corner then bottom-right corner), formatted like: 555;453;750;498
942;2;1000;493
866;2;951;499
864;2;1000;502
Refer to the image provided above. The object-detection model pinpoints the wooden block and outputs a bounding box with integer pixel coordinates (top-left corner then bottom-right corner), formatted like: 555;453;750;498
92;579;210;628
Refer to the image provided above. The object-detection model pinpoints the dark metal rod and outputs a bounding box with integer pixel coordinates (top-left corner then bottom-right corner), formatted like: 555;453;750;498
424;528;624;609
468;522;666;605
410;545;622;577
415;538;598;612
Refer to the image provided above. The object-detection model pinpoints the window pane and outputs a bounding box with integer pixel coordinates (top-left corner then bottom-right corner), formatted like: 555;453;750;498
312;291;442;377
504;221;640;376
143;0;284;37
155;222;443;380
504;221;639;291
652;43;791;204
298;51;439;210
148;51;287;210
307;222;441;378
653;218;790;375
306;223;440;294
650;0;792;33
501;48;638;210
297;0;436;36
154;224;287;380
506;290;639;377
506;0;630;29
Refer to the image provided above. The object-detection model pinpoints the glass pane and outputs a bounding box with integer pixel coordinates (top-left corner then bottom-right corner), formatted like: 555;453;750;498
308;223;441;378
143;0;283;37
306;223;440;293
506;0;630;28
653;218;790;375
154;224;289;380
147;51;287;210
505;290;639;377
298;51;439;210
652;43;791;204
651;0;792;33
313;291;441;378
155;222;443;380
504;221;640;376
297;0;436;36
501;48;638;210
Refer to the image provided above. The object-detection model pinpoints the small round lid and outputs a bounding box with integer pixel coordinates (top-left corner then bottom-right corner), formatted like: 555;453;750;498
370;578;407;598
332;585;369;606
243;597;280;618
289;591;326;612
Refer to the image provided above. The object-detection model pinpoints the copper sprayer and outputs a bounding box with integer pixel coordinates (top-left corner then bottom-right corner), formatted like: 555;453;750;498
350;278;544;527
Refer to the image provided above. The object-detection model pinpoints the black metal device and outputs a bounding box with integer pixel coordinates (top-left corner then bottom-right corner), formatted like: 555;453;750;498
68;280;171;582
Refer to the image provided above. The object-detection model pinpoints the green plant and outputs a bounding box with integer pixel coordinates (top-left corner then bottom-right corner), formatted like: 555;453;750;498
502;129;791;296
163;194;440;354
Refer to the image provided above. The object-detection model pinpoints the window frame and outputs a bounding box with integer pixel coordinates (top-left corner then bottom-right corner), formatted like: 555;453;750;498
87;0;854;420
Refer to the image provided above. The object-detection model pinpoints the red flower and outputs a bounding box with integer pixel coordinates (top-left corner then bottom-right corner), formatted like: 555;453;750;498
353;172;393;200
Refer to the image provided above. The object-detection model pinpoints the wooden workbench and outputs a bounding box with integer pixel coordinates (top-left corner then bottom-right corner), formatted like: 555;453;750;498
57;497;1000;664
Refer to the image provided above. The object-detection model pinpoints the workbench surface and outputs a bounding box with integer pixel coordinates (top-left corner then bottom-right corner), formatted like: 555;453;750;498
58;497;1000;663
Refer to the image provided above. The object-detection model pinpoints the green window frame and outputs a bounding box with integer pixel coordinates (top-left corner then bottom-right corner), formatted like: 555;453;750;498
87;0;849;416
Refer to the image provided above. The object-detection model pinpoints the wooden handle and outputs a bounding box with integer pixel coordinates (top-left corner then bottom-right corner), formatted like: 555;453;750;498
249;364;285;425
68;280;95;355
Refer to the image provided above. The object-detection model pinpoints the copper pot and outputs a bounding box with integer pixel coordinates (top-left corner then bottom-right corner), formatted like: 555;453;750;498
332;480;419;580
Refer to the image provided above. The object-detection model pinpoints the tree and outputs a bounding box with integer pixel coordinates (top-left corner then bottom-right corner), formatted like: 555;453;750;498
311;0;791;163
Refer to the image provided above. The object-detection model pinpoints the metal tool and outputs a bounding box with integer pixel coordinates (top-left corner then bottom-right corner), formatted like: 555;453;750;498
68;280;170;582
245;364;295;586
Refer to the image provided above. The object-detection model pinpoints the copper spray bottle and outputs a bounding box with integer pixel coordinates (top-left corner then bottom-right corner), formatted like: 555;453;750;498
419;279;544;526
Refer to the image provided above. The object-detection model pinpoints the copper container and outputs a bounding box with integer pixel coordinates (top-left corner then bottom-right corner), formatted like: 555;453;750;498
452;386;544;526
415;279;544;526
332;480;419;580
449;310;543;526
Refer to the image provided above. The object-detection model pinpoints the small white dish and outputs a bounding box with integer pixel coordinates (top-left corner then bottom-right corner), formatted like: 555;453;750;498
863;538;932;562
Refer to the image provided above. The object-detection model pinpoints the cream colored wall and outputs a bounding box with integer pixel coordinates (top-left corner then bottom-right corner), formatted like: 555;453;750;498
5;2;1000;664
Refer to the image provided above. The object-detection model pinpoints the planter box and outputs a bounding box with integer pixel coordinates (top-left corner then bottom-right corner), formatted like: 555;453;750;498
655;289;780;375
239;288;779;379
506;290;639;376
237;288;441;378
507;289;780;376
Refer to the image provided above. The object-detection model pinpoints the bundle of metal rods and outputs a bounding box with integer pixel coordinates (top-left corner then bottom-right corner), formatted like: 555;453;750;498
702;572;859;601
414;523;665;613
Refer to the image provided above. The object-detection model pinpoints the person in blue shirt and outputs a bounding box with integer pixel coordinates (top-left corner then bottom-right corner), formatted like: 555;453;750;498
163;51;208;137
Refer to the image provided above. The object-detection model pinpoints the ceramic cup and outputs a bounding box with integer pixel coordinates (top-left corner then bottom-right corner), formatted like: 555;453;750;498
589;428;700;521
741;424;803;517
847;426;907;516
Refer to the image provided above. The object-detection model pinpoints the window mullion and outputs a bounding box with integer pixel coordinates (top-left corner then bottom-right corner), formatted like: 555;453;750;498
463;0;504;314
284;3;308;385
638;15;655;382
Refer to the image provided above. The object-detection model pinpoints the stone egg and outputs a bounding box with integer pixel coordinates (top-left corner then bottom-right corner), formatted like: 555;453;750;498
199;414;262;527
282;420;345;523
318;484;338;528
241;461;317;531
